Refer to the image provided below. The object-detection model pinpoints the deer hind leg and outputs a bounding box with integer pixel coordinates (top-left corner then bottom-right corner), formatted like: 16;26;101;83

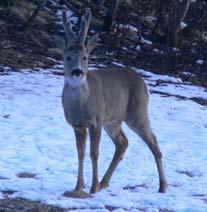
100;122;128;189
89;125;102;194
74;128;87;191
127;118;168;193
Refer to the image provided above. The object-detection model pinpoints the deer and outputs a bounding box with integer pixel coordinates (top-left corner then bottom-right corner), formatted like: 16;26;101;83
61;9;167;197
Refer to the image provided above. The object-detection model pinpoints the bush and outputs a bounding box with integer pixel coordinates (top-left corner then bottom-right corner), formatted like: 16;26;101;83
0;0;16;8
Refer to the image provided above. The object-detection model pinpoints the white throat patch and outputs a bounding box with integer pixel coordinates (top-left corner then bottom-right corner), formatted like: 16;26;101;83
65;75;86;88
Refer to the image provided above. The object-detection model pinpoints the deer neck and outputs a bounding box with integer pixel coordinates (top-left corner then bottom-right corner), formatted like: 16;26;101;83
64;76;90;106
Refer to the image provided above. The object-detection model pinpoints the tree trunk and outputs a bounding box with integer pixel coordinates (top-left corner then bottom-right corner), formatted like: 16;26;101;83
102;0;120;31
22;0;46;30
95;0;106;8
174;0;191;34
187;4;207;31
166;0;190;46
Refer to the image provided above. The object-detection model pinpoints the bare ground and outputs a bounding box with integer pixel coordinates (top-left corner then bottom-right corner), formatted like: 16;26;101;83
0;197;65;212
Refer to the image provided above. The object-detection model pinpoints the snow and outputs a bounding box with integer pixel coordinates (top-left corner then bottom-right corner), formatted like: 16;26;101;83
111;62;125;68
56;8;78;26
153;48;159;53
46;57;59;63
150;83;207;100
133;68;182;83
183;71;195;76
196;59;204;65
136;46;141;51
122;47;128;51
133;68;206;101
180;22;187;30
117;24;138;33
173;47;179;52
0;66;207;211
140;37;152;45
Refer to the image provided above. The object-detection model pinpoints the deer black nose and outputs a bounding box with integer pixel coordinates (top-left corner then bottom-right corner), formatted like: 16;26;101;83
71;68;84;77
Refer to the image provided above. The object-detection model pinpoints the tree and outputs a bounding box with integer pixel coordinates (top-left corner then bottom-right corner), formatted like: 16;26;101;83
0;0;16;8
170;0;191;45
22;0;46;29
102;0;120;31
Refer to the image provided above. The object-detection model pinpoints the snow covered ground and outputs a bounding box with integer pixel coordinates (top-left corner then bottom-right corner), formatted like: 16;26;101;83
0;65;207;211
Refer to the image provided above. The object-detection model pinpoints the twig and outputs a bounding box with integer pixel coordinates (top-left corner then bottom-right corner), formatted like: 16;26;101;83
36;144;50;170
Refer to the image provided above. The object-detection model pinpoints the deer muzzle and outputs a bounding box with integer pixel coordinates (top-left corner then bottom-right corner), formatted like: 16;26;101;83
71;68;84;77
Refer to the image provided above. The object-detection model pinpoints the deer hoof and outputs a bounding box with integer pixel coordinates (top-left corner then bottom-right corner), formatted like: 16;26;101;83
100;181;109;189
90;183;100;194
158;183;168;193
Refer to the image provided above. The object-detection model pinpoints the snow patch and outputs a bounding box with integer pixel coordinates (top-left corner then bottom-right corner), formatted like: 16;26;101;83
111;62;125;68
180;21;187;30
140;36;152;45
133;68;182;83
0;67;207;210
136;46;141;51
196;59;204;65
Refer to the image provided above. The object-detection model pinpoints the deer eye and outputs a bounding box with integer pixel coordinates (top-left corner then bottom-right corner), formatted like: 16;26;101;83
66;56;71;61
83;56;87;61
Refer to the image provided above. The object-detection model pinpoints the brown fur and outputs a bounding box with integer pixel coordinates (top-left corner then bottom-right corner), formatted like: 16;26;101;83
62;10;167;195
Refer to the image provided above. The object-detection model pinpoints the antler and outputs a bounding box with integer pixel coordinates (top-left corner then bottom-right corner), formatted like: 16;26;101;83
62;10;76;41
62;9;92;46
78;8;92;44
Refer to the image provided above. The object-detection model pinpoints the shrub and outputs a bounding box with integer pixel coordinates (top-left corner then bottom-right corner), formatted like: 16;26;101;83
0;0;16;8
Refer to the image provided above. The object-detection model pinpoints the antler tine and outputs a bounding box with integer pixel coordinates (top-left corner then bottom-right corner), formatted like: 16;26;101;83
78;8;92;44
62;10;75;40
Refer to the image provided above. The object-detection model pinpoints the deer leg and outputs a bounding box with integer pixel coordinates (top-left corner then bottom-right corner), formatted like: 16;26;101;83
100;124;128;189
74;128;87;191
127;120;168;193
145;132;168;193
89;125;102;194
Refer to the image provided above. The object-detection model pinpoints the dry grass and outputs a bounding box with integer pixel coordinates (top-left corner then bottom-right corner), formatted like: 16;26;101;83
36;13;49;25
16;172;37;179
0;197;65;211
48;48;63;58
0;20;6;27
10;1;35;22
0;0;61;70
39;10;55;22
123;183;149;190
10;1;53;26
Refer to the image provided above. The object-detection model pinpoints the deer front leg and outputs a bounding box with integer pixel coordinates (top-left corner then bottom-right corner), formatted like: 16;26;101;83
74;128;87;191
89;125;102;194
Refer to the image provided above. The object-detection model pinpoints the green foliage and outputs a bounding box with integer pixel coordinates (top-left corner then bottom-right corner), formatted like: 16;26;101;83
0;0;16;8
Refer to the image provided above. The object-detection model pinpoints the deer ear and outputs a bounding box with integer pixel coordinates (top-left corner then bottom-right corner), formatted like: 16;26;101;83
86;33;99;53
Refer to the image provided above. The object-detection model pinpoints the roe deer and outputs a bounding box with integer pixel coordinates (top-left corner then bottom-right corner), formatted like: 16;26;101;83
61;9;167;196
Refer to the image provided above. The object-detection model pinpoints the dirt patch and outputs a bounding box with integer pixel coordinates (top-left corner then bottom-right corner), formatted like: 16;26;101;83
1;190;17;196
0;0;62;70
16;172;37;179
190;97;207;106
0;176;9;180
150;90;207;106
176;170;202;178
123;183;149;191
63;190;93;199
0;197;65;211
1;0;207;89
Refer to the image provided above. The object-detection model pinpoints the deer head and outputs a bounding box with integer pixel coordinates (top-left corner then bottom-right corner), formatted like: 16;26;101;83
62;9;99;87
